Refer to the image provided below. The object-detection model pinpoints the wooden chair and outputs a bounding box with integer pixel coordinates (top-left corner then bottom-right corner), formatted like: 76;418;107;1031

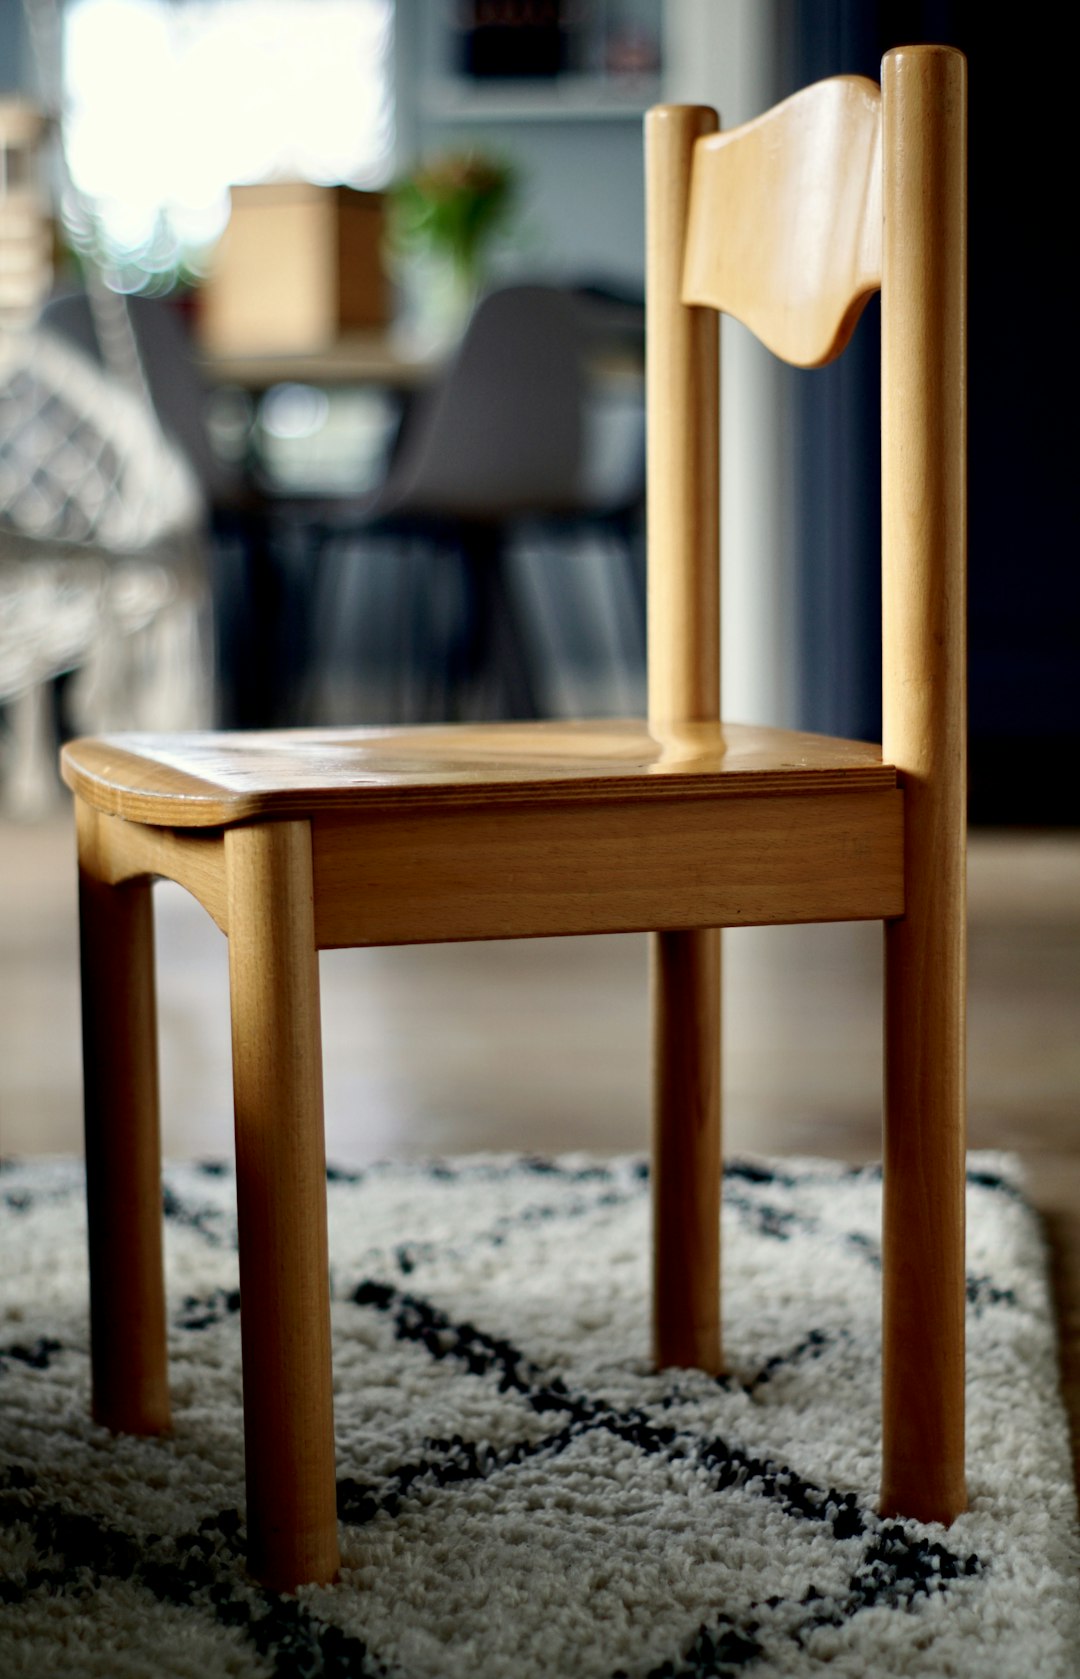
61;45;967;1592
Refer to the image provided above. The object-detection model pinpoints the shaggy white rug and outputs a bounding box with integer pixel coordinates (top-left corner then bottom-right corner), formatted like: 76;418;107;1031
1;1152;1078;1678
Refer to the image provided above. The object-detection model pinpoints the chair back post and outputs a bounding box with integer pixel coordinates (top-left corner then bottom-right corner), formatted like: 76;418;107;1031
880;43;968;1521
645;105;720;725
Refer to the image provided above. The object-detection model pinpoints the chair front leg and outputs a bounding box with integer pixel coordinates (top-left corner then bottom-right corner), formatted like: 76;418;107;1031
225;819;339;1590
77;801;169;1436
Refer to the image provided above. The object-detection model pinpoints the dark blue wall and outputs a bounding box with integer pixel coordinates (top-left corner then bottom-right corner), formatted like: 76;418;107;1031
788;2;1079;822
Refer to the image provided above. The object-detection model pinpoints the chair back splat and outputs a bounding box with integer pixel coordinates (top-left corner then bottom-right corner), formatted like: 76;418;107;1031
681;75;882;369
61;45;967;1589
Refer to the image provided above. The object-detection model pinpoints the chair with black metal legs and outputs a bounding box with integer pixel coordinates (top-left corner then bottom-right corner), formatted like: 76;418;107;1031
301;282;589;724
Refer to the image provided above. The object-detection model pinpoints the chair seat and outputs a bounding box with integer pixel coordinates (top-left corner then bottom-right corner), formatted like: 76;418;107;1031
61;719;895;828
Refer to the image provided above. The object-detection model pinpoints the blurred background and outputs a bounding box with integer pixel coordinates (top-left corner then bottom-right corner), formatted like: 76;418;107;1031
2;0;1074;809
1;0;1076;1322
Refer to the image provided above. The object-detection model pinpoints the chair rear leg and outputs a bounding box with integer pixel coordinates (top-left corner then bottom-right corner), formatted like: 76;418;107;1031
651;927;722;1373
882;902;967;1525
77;802;169;1435
225;820;339;1591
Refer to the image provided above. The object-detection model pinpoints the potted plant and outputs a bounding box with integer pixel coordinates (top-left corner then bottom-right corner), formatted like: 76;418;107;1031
388;149;516;348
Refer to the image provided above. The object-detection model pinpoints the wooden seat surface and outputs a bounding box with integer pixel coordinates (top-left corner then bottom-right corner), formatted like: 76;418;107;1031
62;719;896;827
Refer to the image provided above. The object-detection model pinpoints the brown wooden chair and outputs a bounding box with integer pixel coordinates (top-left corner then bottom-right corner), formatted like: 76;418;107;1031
62;45;967;1592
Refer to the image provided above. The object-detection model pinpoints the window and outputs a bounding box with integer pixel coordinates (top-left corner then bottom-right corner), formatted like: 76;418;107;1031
62;0;394;291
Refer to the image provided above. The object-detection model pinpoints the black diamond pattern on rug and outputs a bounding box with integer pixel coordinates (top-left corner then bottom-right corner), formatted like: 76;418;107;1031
1;1153;1077;1677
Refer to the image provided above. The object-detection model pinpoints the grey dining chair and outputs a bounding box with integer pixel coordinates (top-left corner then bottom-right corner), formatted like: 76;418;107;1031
299;283;634;724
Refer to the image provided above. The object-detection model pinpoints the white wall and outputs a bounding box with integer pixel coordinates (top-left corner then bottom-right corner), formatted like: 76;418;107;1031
395;4;649;290
396;0;795;726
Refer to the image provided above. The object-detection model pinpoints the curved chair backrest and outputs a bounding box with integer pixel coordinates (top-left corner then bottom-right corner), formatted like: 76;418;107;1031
681;74;882;369
372;283;587;520
646;45;967;798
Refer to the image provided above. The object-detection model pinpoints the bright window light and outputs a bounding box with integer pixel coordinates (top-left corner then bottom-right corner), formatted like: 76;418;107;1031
62;0;394;291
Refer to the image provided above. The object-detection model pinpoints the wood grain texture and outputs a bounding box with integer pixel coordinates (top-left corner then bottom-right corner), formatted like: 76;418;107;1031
76;798;170;1437
76;804;228;933
225;821;339;1590
59;722;894;828
652;928;721;1371
682;76;882;367
645;103;723;1375
879;44;967;1525
311;789;903;950
646;105;719;726
60;49;970;1554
